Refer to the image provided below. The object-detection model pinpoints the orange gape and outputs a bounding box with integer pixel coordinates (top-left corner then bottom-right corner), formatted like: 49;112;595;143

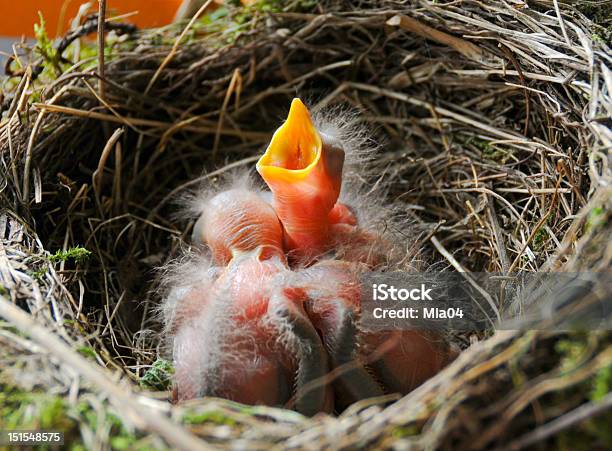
256;99;382;265
255;98;456;407
257;99;348;261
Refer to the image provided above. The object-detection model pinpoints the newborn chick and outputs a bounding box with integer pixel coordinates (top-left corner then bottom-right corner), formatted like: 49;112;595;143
257;99;456;406
165;186;332;414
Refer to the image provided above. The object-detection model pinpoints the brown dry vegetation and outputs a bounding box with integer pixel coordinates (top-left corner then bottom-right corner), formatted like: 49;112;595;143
0;1;610;449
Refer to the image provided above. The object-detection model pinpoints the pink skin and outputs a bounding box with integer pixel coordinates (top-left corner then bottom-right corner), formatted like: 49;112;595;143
171;249;333;412
172;250;292;405
192;188;284;266
295;261;455;408
360;330;456;395
171;189;332;414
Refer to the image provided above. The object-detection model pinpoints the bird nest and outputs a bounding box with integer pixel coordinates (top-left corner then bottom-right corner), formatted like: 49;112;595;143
1;0;611;449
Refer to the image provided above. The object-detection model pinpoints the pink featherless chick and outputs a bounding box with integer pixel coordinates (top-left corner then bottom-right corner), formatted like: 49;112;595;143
163;178;333;415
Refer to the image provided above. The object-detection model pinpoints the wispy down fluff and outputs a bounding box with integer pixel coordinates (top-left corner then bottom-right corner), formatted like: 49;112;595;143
313;102;380;172
176;168;262;221
312;101;425;271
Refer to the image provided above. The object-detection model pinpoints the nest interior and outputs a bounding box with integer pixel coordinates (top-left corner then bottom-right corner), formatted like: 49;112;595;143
0;1;611;449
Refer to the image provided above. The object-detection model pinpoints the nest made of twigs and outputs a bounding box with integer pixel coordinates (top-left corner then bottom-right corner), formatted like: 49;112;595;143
0;1;610;449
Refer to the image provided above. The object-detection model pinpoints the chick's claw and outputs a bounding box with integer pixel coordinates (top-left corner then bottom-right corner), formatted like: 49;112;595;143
306;296;385;410
293;262;385;409
267;290;334;415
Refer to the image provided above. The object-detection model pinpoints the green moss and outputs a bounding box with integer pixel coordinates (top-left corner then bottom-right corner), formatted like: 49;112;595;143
34;13;57;63
0;323;24;337
555;336;589;373
105;414;156;451
33;12;61;80
533;227;548;250
28;246;91;279
0;384;73;432
391;425;420;438
182;410;237;426
592;33;605;44
48;246;92;264
252;0;284;13
551;333;612;449
0;383;152;449
585;206;606;233
111;435;139;450
194;0;318;45
590;364;612;402
463;136;514;164
28;267;48;280
76;346;97;360
573;1;612;42
140;359;174;391
482;145;512;164
189;6;239;42
61;41;100;72
509;354;527;387
40;124;57;134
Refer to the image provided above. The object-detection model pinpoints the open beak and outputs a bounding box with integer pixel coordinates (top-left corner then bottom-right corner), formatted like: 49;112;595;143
257;98;324;184
256;98;345;256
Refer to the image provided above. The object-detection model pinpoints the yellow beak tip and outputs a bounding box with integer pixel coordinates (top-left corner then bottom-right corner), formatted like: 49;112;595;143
290;97;306;111
257;97;322;182
286;98;312;126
